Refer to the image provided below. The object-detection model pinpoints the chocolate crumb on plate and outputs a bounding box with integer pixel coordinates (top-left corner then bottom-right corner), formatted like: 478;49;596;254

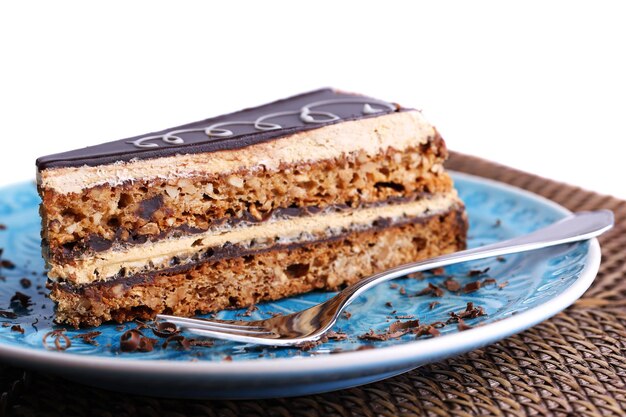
0;310;17;319
457;319;472;331
19;278;32;289
0;224;7;230
416;283;444;297
429;301;440;310
326;330;348;341
1;259;16;269
498;280;509;289
10;291;31;307
443;277;461;292
188;339;215;348
482;278;498;286
463;280;482;294
407;271;424;280
467;267;490;277
427;267;445;275
11;325;24;334
358;330;390;341
120;329;157;353
72;331;101;346
151;321;180;338
43;329;71;351
162;335;191;350
389;319;420;333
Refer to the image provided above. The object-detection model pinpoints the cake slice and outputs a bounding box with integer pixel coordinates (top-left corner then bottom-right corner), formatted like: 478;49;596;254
36;88;468;327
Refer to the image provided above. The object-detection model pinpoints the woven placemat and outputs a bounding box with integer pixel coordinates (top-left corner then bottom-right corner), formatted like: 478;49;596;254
2;151;625;417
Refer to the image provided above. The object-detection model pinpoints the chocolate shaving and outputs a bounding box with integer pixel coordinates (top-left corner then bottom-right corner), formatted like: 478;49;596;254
43;329;71;351
399;286;406;295
457;319;472;331
0;224;6;230
413;325;441;338
482;278;498;286
407;271;424;280
427;327;441;337
389;319;420;333
120;329;157;352
1;259;15;269
496;256;506;263
72;331;101;346
162;335;191;350
151;321;180;338
385;301;393;308
223;355;233;362
463;281;482;293
10;291;31;307
2;323;9;328
188;339;214;348
427;267;445;275
326;330;348;341
448;302;486;324
0;310;17;319
416;283;444;297
443;277;461;292
358;330;389;341
19;278;32;289
467;267;490;277
395;315;415;319
297;340;322;351
389;283;398;289
11;325;24;334
498;280;509;289
429;301;440;310
343;311;352;319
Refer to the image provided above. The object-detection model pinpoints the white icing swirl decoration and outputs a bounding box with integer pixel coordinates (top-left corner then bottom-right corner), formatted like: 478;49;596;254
127;98;396;149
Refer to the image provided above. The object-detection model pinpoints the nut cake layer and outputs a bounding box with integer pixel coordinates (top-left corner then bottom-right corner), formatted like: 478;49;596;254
36;88;468;326
50;207;467;327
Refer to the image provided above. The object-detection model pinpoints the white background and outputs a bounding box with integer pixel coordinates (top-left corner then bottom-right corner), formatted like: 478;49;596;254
1;1;624;199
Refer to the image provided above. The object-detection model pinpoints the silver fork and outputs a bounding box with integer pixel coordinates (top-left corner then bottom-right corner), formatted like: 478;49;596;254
157;210;613;346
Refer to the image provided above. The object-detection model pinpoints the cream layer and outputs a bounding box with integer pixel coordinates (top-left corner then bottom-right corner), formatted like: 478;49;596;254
50;191;462;285
39;111;434;195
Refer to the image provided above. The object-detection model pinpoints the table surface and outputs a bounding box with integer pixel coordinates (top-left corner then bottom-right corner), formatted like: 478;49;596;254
1;151;625;417
0;2;625;199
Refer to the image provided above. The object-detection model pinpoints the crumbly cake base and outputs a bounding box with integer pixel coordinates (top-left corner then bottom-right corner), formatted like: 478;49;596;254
50;207;467;327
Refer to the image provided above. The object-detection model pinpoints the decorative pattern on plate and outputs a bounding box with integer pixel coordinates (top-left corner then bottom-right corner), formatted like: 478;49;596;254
0;174;588;363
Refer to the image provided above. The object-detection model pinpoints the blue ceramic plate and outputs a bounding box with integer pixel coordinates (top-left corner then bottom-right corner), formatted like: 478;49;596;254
0;172;601;399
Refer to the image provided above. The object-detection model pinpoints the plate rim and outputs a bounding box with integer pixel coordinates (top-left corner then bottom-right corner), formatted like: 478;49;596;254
0;171;602;378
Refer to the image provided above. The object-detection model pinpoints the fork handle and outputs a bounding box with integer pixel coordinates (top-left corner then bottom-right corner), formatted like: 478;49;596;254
335;210;613;307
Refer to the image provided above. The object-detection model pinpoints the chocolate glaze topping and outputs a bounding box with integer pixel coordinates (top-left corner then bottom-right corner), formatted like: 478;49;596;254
37;88;404;169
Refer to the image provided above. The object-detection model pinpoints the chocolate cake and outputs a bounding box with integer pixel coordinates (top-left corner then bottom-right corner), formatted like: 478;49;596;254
36;88;468;327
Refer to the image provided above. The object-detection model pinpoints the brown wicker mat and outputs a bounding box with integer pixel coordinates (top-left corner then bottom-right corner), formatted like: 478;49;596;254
2;152;625;417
